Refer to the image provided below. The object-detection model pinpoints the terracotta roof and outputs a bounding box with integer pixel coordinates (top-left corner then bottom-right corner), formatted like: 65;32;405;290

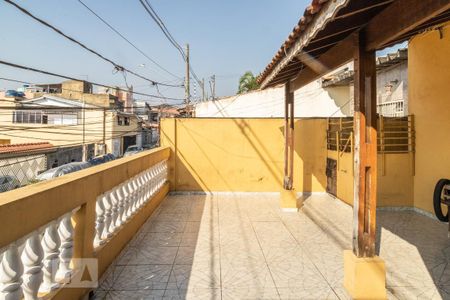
0;142;54;154
257;0;329;85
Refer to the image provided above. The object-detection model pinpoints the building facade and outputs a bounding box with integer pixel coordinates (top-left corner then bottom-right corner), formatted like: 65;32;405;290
0;95;141;158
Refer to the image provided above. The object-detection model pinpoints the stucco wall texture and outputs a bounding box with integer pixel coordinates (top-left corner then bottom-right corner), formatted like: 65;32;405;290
409;22;450;213
161;118;328;193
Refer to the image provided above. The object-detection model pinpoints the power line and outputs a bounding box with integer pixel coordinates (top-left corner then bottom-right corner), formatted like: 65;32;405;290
77;0;183;82
0;59;185;101
3;0;183;89
138;0;203;88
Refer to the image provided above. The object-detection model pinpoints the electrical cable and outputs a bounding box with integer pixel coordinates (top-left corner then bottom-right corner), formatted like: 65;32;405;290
138;0;203;88
0;59;185;101
3;0;183;88
77;0;183;81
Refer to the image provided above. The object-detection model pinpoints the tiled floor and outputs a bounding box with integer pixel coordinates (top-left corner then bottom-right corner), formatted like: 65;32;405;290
93;193;450;299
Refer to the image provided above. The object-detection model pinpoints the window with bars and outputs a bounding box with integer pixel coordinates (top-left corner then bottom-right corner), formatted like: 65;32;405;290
12;110;79;125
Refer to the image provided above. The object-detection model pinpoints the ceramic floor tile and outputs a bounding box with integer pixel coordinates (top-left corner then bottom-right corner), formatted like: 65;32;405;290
163;288;221;300
175;245;219;265
141;232;183;247
221;262;276;290
94;193;450;300
277;287;339;299
180;231;219;247
222;287;280;300
98;265;125;291
167;263;221;290
106;289;165;299
143;221;187;233
123;246;178;265
111;264;172;290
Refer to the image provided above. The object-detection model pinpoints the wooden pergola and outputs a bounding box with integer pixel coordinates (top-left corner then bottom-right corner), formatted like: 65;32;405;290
259;0;450;297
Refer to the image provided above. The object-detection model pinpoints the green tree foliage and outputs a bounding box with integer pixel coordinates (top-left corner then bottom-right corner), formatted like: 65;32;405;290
238;71;260;94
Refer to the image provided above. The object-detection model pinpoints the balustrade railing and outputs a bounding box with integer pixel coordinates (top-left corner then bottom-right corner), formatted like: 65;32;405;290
0;147;170;300
93;160;168;248
0;208;78;300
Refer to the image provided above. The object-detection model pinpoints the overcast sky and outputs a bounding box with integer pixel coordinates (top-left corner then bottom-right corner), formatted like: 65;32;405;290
0;0;406;105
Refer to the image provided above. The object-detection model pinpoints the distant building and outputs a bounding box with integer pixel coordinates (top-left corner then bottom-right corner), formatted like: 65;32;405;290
322;48;408;117
0;95;142;158
195;49;408;118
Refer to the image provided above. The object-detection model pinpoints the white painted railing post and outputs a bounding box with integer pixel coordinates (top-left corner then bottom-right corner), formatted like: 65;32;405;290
127;180;137;215
39;222;60;293
115;188;125;227
21;233;44;300
94;197;106;248
56;213;74;282
102;194;113;239
121;182;132;220
109;192;119;230
0;244;24;300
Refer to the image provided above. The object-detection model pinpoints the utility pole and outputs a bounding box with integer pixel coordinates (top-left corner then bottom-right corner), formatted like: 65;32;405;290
82;99;87;161
201;78;205;102
211;75;216;100
102;108;106;154
185;44;190;109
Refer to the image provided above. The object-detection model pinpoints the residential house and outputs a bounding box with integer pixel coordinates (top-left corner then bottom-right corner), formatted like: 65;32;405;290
0;95;141;159
195;50;408;118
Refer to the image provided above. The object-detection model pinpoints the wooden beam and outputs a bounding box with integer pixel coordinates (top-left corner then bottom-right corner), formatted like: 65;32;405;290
365;0;450;50
284;81;294;190
352;31;377;258
277;0;450;91
290;34;354;92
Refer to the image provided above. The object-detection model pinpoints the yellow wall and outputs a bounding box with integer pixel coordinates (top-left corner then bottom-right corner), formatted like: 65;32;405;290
161;118;328;192
409;22;450;213
328;150;414;207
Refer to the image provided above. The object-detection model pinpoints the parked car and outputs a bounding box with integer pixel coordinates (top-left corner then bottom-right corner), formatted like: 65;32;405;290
89;153;116;166
123;145;143;157
0;175;20;193
34;162;91;181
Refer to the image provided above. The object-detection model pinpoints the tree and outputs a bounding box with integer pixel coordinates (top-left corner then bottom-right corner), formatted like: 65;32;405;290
238;71;260;94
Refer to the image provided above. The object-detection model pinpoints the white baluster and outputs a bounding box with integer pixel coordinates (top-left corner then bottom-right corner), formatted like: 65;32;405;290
21;233;44;300
119;184;130;222
121;183;132;220
146;170;152;200
109;192;119;231
115;188;125;227
132;177;140;210
150;167;156;196
56;214;74;282
0;244;24;300
94;197;106;248
163;161;168;182
137;174;144;207
40;222;60;293
156;163;162;189
128;180;137;214
102;194;113;239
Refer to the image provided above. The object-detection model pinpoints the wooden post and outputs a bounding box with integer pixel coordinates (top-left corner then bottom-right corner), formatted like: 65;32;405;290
284;81;294;190
380;115;385;176
352;31;377;258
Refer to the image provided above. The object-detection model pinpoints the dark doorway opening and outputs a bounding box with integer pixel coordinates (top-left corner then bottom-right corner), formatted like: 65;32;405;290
326;158;337;196
123;135;137;153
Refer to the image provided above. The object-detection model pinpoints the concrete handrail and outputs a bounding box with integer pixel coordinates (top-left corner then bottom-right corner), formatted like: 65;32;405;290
0;146;170;299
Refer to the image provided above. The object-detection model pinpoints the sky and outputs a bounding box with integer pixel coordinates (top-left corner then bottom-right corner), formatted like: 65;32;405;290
0;0;313;105
0;0;406;106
